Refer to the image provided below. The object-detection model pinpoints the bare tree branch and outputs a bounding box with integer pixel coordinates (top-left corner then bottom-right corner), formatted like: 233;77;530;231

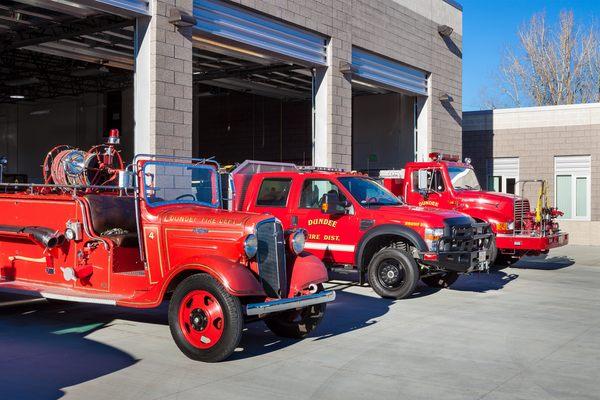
495;10;600;107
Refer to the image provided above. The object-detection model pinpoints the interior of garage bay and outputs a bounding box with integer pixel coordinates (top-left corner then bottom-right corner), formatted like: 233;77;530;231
0;0;136;183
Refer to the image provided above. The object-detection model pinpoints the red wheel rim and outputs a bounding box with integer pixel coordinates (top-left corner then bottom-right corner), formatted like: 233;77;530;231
178;290;225;349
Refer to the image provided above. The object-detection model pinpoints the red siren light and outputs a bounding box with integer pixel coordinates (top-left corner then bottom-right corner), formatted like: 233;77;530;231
429;152;459;162
108;128;120;145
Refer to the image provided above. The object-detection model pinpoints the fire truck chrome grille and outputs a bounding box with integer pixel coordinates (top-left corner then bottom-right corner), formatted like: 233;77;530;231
514;199;530;229
256;219;287;299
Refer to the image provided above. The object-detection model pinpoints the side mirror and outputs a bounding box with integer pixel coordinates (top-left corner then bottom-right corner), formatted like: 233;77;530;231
320;192;347;215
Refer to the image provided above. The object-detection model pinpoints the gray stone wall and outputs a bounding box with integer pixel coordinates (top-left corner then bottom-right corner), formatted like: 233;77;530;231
229;0;463;169
136;0;194;157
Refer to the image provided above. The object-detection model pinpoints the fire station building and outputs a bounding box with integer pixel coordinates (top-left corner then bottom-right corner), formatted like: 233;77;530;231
0;0;462;181
463;103;600;246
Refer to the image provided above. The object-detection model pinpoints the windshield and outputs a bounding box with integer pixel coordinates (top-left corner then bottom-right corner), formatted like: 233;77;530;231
338;176;401;206
143;161;220;208
448;166;481;190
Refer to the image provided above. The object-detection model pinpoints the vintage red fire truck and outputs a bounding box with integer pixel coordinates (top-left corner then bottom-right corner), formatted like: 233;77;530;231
0;133;335;362
380;153;569;266
225;161;493;299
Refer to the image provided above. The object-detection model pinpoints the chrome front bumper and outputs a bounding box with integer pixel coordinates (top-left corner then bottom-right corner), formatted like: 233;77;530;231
245;290;336;316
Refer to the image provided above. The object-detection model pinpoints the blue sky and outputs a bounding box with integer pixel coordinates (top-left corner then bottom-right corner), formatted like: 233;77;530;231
461;0;600;111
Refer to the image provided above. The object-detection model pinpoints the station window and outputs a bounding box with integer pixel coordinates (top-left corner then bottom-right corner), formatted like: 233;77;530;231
492;158;519;194
554;156;591;220
256;178;292;207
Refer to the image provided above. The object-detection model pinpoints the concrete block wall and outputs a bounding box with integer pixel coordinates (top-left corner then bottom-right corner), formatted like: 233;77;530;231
230;0;463;169
463;103;600;245
136;0;194;157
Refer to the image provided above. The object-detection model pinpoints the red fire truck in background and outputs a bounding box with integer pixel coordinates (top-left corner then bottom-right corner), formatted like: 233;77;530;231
380;153;568;267
0;132;335;362
225;160;493;299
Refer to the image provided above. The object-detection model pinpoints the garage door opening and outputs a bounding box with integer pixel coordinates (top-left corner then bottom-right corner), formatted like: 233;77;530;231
0;0;136;183
352;87;416;175
193;47;314;165
191;0;327;166
349;48;428;175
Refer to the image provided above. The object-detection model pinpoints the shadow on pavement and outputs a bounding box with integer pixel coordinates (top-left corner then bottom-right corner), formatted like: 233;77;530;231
0;299;138;400
513;255;575;270
449;270;519;293
0;286;393;369
325;268;520;296
229;288;394;360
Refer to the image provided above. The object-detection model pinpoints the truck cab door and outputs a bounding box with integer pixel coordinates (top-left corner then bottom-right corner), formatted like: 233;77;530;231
407;168;449;209
292;179;357;265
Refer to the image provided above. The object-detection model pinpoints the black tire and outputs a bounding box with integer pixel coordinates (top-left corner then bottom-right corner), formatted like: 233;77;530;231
264;291;326;339
367;247;419;299
421;271;459;288
168;274;243;362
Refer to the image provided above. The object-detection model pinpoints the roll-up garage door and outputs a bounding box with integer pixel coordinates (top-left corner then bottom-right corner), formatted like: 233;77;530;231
80;0;150;16
351;48;427;96
193;0;327;67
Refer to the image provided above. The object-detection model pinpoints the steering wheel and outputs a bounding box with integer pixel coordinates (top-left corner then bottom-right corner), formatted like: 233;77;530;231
176;194;196;201
366;197;379;204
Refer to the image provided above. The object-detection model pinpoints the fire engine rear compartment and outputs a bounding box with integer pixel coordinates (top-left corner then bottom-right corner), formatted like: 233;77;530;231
0;193;146;299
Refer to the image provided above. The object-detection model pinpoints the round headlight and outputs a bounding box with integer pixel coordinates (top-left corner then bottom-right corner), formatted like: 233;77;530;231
290;230;306;255
244;234;258;258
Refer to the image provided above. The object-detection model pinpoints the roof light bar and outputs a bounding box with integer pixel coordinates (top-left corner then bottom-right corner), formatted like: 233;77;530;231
429;152;460;162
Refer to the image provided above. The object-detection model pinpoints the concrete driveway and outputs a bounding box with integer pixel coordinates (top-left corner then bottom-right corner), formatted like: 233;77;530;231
1;245;599;400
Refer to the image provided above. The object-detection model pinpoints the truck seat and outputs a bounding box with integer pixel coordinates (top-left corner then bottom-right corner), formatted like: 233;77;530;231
85;195;138;247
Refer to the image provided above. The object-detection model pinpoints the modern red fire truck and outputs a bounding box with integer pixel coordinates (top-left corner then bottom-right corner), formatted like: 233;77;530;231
225;160;493;299
0;133;334;362
380;153;568;266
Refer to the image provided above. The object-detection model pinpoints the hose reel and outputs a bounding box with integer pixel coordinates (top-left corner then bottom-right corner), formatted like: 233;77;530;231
42;130;124;187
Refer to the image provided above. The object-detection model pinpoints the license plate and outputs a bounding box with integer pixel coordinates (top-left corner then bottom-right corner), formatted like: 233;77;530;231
478;251;487;262
559;235;565;244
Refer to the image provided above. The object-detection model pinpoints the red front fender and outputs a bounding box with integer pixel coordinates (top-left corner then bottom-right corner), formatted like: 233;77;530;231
165;255;266;298
287;252;329;297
